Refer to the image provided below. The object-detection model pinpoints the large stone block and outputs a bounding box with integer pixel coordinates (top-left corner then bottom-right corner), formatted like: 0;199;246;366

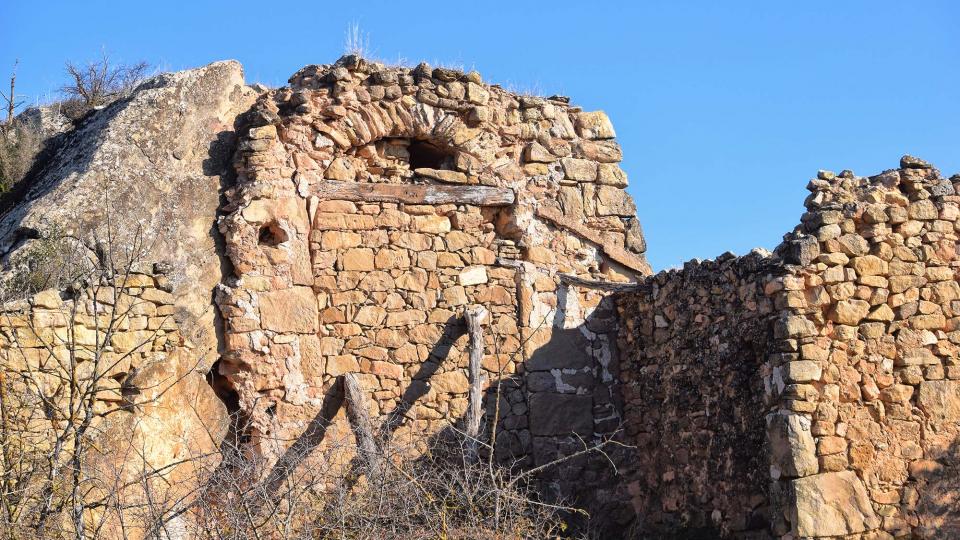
829;299;870;325
788;471;880;537
768;411;818;479
528;393;593;437
574;111;616;139
917;380;960;422
259;287;319;333
596;185;636;216
527;328;592;370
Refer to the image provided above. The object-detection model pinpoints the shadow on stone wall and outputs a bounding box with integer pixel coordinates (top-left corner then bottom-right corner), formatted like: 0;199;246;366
244;293;631;537
914;435;960;538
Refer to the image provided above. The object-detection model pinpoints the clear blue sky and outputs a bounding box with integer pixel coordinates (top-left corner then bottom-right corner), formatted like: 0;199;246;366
2;1;958;270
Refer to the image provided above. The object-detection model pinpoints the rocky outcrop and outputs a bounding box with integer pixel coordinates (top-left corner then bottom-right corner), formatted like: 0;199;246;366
0;61;258;536
0;60;259;368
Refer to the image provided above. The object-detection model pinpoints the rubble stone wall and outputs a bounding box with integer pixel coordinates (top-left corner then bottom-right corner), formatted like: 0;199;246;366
214;54;650;515
616;252;783;537
766;161;960;539
616;159;960;539
0;270;227;537
1;272;188;416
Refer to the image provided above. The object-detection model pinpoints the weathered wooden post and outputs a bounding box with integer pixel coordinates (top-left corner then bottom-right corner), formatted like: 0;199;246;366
343;373;382;479
464;305;488;462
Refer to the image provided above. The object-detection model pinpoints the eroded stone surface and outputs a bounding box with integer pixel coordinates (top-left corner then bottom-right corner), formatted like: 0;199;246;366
0;60;259;367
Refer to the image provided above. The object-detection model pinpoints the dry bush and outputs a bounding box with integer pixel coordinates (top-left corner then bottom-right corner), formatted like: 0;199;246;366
343;23;372;59
182;412;595;540
0;225;193;540
0;119;41;193
60;53;150;120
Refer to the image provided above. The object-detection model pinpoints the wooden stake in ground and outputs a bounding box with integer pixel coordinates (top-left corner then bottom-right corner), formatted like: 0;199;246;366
464;305;488;462
343;372;383;479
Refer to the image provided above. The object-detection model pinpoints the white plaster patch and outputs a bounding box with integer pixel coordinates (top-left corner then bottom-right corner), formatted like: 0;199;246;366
459;265;488;286
550;369;577;393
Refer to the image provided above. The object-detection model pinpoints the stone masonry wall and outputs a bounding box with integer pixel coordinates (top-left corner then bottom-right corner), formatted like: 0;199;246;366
213;55;650;516
766;159;960;539
616;157;960;539
0;268;227;536
1;271;186;418
616;251;783;537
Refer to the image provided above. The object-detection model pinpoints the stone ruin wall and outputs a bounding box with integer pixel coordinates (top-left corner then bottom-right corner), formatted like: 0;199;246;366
771;161;960;539
213;56;650;511
616;158;960;539
616;251;783;536
0;55;957;539
0;268;226;535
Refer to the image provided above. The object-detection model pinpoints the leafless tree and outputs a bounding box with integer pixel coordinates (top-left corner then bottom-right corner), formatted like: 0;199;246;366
0;60;25;126
60;52;149;118
0;59;39;193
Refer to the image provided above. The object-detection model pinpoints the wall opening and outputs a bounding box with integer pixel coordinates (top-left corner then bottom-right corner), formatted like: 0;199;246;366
206;360;251;447
258;220;288;247
408;139;455;170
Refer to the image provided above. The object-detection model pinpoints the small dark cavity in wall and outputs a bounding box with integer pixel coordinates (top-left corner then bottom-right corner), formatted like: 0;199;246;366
407;138;456;170
258;220;288;247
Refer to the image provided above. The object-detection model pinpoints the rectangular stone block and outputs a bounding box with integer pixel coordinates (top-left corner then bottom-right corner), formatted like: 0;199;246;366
258;287;319;333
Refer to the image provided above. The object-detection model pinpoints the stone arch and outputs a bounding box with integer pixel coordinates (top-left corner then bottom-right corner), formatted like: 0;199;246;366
309;99;508;185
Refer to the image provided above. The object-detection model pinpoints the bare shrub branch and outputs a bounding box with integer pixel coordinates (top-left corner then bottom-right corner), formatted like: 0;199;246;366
60;51;150;119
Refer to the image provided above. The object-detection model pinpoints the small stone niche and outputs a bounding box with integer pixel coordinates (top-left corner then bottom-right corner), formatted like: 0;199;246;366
407;138;456;170
258;220;288;247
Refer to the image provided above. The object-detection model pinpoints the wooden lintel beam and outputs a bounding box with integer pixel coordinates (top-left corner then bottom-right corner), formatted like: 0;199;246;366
311;181;515;206
558;273;641;292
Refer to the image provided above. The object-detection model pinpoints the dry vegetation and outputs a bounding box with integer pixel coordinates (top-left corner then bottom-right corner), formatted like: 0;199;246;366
0;120;40;193
0;225;619;539
0;53;151;194
59;52;150;120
